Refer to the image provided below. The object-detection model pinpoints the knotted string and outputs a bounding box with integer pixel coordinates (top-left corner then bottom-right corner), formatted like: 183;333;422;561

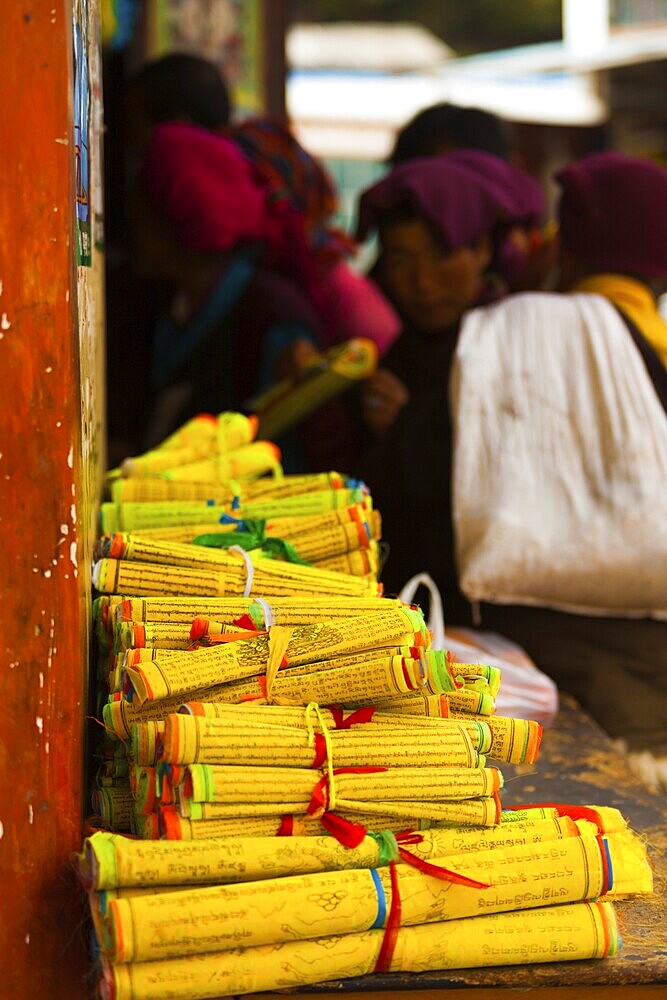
254;597;275;628
395;831;492;888
374;861;401;972
325;705;377;729
505;802;606;834
305;701;333;773
229;545;254;597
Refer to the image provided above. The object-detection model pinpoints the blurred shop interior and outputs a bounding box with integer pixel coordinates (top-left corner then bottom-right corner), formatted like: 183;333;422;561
102;0;667;462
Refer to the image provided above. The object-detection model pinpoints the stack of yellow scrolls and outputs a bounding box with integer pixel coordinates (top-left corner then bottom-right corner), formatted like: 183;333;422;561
79;411;652;999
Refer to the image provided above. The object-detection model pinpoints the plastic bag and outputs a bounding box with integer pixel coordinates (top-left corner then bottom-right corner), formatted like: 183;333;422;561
398;573;558;726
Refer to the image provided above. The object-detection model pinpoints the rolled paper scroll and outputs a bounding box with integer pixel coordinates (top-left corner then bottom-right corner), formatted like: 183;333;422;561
119;413;258;479
81;813;588;892
314;548;379;578
110;479;238;504
285;520;373;564
100;502;232;535
171;795;501;830
121;607;429;707
92;555;380;599
236;488;366;520
265;504;380;542
157;713;481;770
91;786;136;833
178;763;503;817
243;471;349;499
188;654;447;709
108;469;351;505
112;524;239;545
103;900;620;999
154;440;282;484
114;595;400;629
179;702;497;758
103;833;614;963
451;712;543;765
253;337;379;441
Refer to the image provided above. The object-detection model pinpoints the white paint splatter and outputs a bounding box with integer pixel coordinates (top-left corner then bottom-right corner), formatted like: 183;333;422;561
1;314;11;330
69;541;78;568
36;717;43;734
67;446;74;468
43;569;52;579
65;290;69;303
47;618;56;670
0;280;3;296
45;366;53;374
60;523;69;535
52;558;58;566
56;420;62;428
28;805;34;824
53;206;59;213
39;673;44;688
0;821;3;838
71;503;77;524
45;742;50;754
55;137;69;146
25;934;30;945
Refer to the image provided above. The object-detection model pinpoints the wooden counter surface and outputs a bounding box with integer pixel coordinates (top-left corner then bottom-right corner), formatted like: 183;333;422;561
238;695;667;998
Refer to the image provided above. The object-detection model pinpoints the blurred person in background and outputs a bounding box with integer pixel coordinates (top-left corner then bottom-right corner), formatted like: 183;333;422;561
353;151;544;617
389;102;511;166
386;101;556;296
127;51;232;149
467;151;667;789
134;121;334;469
106;53;233;466
109;54;398;467
230;116;400;358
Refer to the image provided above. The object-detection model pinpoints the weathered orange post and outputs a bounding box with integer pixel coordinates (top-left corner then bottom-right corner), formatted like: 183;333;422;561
0;2;103;996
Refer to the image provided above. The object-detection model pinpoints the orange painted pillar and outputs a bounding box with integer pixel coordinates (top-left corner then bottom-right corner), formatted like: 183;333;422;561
0;2;100;996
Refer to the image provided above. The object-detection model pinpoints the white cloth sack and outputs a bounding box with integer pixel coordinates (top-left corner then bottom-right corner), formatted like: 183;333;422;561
398;573;558;725
451;292;667;617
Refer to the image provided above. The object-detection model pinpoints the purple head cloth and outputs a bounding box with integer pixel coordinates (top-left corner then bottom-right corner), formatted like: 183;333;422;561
556;151;667;279
355;152;543;251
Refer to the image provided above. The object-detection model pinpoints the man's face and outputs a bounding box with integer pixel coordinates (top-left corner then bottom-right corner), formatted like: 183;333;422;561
379;218;490;332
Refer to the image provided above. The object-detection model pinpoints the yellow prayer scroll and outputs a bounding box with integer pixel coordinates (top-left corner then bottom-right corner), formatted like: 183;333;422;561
105;900;620;998
81;814;586;891
104;833;613;963
114;595;401;628
254;337;378;440
157;713;481;769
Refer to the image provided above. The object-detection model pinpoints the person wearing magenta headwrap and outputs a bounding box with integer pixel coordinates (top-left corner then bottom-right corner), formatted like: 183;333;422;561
557;150;667;368
134;121;358;470
454;151;667;788
229;116;401;356
353;152;544;618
